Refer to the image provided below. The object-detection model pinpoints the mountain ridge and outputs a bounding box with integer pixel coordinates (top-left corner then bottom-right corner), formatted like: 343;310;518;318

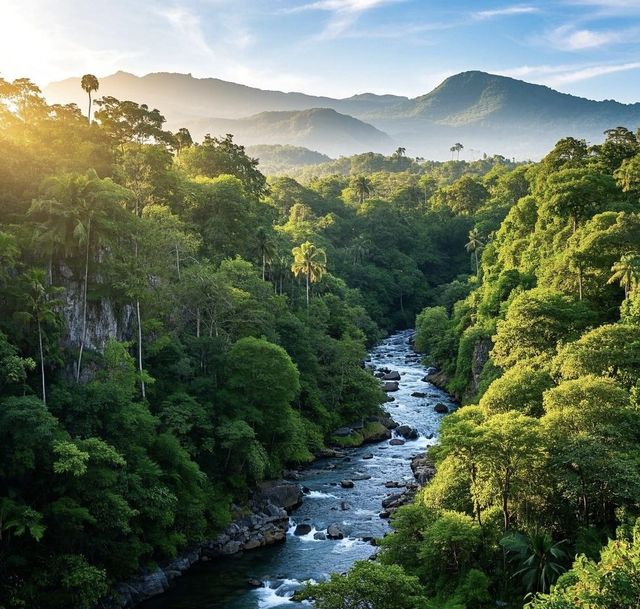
44;70;640;160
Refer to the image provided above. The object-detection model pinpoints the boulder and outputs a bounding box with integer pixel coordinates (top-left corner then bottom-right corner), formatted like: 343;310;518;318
411;391;427;398
248;579;263;588
327;523;345;540
257;481;303;511
294;524;312;536
434;403;449;414
389;438;405;446
411;454;437;485
382;371;401;381
379;511;391;519
383;381;399;392
340;480;354;488
396;425;419;440
362;453;374;460
340;501;351;511
314;531;326;540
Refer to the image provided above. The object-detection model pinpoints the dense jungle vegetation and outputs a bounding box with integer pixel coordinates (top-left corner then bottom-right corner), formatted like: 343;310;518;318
1;74;640;609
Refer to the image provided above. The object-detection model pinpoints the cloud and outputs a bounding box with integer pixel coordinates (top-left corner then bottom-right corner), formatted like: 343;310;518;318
474;5;540;20
499;61;640;86
286;0;404;39
545;24;638;51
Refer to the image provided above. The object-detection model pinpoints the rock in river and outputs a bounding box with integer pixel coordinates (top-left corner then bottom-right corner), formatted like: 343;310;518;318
396;425;419;440
327;523;345;540
383;381;399;392
434;403;448;414
294;524;312;536
341;479;354;488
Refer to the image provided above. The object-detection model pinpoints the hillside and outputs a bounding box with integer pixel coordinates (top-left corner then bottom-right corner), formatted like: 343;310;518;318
44;70;640;160
246;144;332;175
188;108;394;157
44;71;407;121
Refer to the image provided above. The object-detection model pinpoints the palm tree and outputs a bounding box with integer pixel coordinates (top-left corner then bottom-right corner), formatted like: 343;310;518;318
349;236;372;265
465;228;484;278
16;269;62;406
255;227;276;281
353;176;372;204
500;531;568;594
80;74;99;123
608;253;640;299
291;241;327;308
454;142;464;160
394;147;406;158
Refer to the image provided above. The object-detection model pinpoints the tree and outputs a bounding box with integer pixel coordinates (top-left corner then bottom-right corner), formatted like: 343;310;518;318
465;228;484;278
352;175;372;204
491;288;594;369
608;253;640;299
255;227;276;281
80;74;99;123
291;241;327;308
31;170;127;382
299;561;426;609
14;270;61;405
501;531;568;594
454;142;464;160
528;522;640;609
394;146;406;158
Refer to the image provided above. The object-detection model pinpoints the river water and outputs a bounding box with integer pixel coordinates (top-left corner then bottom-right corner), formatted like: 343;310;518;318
140;329;455;609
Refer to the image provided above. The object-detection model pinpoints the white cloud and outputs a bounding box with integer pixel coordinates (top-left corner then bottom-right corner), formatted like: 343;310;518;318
546;24;634;50
498;61;640;86
474;5;540;19
287;0;404;39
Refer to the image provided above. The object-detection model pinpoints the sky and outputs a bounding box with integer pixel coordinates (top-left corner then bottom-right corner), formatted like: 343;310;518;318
1;0;640;102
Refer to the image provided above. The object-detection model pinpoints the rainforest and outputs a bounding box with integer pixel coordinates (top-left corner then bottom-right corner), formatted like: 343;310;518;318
1;72;640;609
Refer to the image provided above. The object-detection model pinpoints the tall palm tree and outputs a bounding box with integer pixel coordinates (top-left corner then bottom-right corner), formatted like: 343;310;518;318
291;241;327;308
454;142;464;160
394;147;406;158
353;176;372;205
608;253;640;299
16;269;62;406
80;74;99;123
255;227;277;281
465;228;484;278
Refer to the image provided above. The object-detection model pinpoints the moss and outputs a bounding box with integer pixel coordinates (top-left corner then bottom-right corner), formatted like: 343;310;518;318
329;431;364;448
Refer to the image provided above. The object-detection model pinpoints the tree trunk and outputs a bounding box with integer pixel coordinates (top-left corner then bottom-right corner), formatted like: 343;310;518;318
502;469;511;531
88;92;92;123
262;252;266;281
578;265;583;301
306;272;310;308
38;319;46;406
136;299;145;399
175;244;181;279
475;249;479;279
76;216;91;383
196;307;201;338
572;214;577;234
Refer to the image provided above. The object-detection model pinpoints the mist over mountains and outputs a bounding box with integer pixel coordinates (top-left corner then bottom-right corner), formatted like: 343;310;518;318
45;70;640;161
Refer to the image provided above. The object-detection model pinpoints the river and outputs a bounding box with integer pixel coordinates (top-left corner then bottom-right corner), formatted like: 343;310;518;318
140;329;455;609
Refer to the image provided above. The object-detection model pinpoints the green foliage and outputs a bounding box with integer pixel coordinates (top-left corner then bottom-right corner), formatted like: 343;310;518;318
299;561;427;609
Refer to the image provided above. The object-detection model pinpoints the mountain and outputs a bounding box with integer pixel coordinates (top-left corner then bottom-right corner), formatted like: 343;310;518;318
44;70;640;160
44;71;407;121
246;144;332;175
365;71;640;158
186;108;393;157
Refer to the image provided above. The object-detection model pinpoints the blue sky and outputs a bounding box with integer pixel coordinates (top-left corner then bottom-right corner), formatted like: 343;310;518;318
2;0;640;102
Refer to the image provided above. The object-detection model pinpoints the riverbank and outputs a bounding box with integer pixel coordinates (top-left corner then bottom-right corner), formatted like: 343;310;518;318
123;329;454;609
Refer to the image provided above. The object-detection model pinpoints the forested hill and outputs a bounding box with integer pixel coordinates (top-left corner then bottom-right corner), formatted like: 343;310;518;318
45;70;640;159
2;72;640;609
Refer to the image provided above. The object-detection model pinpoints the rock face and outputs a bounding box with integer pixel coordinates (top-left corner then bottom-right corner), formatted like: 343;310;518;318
471;337;492;395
